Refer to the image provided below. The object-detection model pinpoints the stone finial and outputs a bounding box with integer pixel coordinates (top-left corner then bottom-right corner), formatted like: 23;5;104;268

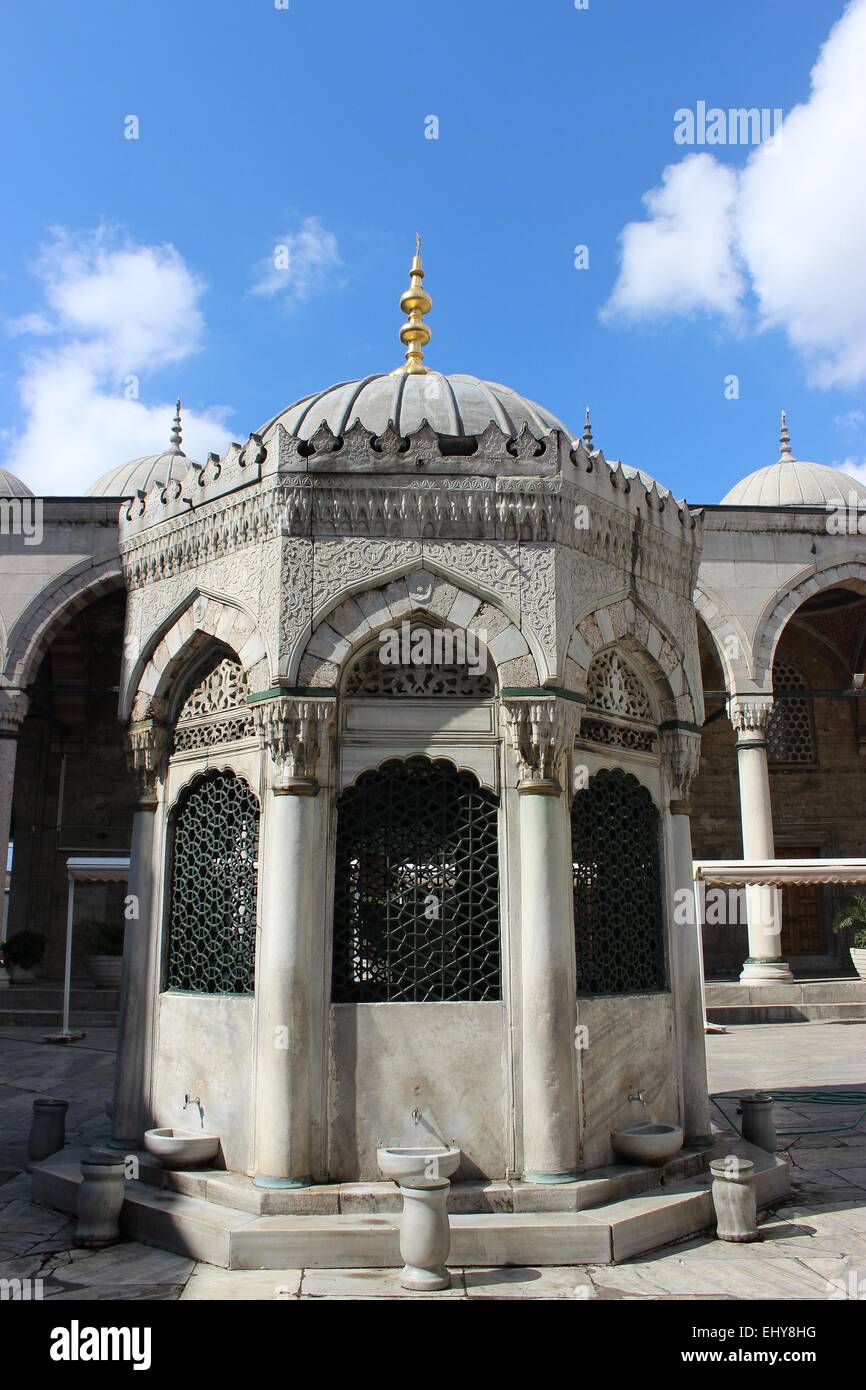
168;399;184;456
501;697;581;788
253;697;335;791
778;409;793;462
583;406;593;453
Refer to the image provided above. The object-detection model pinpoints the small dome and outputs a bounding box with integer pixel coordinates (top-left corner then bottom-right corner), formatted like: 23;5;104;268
721;459;866;507
85;449;193;499
0;466;34;499
85;400;198;498
259;371;574;443
721;411;866;507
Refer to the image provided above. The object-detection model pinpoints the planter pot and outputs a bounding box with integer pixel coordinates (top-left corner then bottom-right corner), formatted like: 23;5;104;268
9;964;37;983
850;947;866;982
88;954;124;989
28;1098;69;1161
710;1156;758;1242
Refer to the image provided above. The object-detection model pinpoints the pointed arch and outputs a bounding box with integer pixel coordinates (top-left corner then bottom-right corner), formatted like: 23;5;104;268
5;554;123;688
566;595;696;724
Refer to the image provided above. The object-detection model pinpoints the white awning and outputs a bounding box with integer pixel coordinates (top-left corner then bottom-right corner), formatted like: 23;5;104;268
65;856;130;883
693;858;866;887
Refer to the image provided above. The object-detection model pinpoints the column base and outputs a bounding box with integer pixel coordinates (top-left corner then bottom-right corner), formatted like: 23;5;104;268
523;1169;580;1185
105;1137;139;1153
739;958;794;984
252;1174;313;1190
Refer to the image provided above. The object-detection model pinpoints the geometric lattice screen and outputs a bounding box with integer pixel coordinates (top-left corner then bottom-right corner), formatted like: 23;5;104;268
571;768;666;995
767;659;816;766
332;756;501;1002
166;771;259;994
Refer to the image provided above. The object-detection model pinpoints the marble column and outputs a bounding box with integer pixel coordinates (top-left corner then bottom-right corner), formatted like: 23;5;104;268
0;690;28;937
251;697;333;1188
111;720;166;1148
730;696;791;984
503;697;580;1183
661;725;711;1140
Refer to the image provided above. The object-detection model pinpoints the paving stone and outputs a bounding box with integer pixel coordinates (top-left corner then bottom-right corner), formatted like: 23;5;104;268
52;1241;195;1287
0;1200;71;1236
464;1266;595;1299
300;1267;466;1298
180;1266;302;1300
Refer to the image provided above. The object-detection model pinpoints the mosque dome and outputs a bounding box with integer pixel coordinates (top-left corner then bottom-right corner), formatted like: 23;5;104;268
86;401;198;498
258;237;574;446
259;370;573;444
721;412;866;507
0;467;33;499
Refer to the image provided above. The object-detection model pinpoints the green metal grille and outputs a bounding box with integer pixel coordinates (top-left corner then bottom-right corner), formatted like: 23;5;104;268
572;768;666;994
332;756;501;1002
166;771;259;994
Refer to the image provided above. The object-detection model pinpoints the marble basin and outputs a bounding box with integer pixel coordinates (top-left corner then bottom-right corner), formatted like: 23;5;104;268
143;1127;220;1170
611;1123;684;1166
377;1145;461;1183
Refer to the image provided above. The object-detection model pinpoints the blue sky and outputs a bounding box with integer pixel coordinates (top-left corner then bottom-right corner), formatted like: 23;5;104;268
1;0;864;501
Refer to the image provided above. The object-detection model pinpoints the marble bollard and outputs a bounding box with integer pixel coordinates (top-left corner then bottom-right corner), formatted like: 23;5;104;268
740;1092;776;1152
710;1155;758;1242
27;1098;69;1162
398;1176;452;1291
75;1150;126;1248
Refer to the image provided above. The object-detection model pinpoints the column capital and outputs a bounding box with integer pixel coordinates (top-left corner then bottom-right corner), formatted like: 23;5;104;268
660;725;701;812
729;694;774;743
0;688;29;736
501;696;580;791
253;696;335;792
126;720;167;803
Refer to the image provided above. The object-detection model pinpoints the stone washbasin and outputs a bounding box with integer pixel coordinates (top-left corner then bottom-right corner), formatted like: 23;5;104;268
377;1145;461;1183
143;1127;220;1170
611;1123;684;1166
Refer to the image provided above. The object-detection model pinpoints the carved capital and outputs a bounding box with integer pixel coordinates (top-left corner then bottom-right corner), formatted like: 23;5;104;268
661;726;701;809
126;720;167;801
253;697;335;790
729;695;774;741
0;688;29;736
501;697;580;787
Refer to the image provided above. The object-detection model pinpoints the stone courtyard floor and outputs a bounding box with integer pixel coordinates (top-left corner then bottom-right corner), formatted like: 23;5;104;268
1;1020;865;1300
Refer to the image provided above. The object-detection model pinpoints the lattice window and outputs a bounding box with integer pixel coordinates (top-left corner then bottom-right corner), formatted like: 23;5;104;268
172;655;255;753
768;660;816;765
582;649;656;751
332;756;501;1002
586;649;654;721
572;769;666;994
166;771;259;994
343;629;495;698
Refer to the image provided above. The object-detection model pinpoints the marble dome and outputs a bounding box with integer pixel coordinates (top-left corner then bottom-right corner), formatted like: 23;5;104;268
259;371;574;443
721;413;866;507
0;467;33;499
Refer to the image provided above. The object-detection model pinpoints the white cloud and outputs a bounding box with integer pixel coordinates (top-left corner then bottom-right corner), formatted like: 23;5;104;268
601;155;745;323
603;0;866;387
3;228;232;494
838;455;866;485
251;215;342;303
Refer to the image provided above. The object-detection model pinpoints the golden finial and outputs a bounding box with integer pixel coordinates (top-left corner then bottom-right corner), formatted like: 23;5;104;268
397;233;431;375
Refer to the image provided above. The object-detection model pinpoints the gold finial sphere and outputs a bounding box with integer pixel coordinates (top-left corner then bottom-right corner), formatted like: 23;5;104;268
397;234;431;375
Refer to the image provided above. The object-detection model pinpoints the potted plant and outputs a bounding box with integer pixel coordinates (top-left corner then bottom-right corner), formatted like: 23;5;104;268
87;922;125;989
831;897;866;981
2;929;47;983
